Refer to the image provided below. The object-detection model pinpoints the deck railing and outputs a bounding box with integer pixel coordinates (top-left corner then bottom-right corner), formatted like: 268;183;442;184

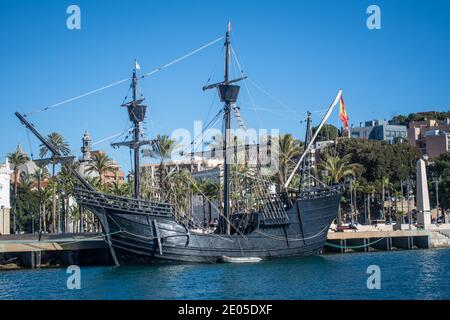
74;188;173;216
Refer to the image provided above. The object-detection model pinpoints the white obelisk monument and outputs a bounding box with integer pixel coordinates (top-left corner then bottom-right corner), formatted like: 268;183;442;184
0;158;12;235
416;159;431;228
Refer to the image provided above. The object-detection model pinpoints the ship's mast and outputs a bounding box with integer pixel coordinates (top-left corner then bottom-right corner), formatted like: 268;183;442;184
202;22;246;234
223;26;231;235
131;70;141;198
111;63;153;199
300;111;313;190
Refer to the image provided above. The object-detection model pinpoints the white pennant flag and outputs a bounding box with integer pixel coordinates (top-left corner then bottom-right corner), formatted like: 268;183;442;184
135;60;141;70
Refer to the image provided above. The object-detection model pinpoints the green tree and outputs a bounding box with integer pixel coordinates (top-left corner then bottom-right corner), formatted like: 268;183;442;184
31;166;50;233
429;152;450;211
144;134;177;194
274;134;303;191
164;168;195;221
319;153;360;184
319;152;360;226
7;146;29;234
390;111;450;126
374;176;393;221
39;132;70;158
313;124;339;141
57;163;79;232
362;184;376;224
108;180;131;197
333;138;421;185
39;132;70;233
15;175;39;233
85;153;115;187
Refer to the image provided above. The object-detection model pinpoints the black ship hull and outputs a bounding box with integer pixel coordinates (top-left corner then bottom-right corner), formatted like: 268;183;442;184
76;189;341;264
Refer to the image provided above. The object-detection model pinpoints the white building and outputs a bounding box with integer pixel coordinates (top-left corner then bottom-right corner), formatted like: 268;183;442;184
0;158;12;235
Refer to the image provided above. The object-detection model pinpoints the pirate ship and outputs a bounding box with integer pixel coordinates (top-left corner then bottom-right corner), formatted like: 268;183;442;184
15;24;343;265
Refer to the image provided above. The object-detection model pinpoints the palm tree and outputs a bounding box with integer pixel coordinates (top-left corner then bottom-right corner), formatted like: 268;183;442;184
39;132;70;233
164;168;195;221
274;134;302;191
145;134;177;194
393;190;403;224
40;184;52;233
85;153;115;187
31;166;50;233
57;163;79;232
352;179;365;223
39;132;70;158
108;180;131;197
319;153;360;184
7;146;29;234
373;177;394;222
363;184;376;225
319;152;360;227
380;177;394;221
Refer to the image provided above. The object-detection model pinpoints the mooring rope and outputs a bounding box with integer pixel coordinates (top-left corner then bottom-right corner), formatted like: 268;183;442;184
59;230;124;246
254;225;329;242
325;237;387;249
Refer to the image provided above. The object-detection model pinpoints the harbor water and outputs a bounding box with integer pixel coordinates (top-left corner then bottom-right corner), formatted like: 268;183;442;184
1;249;449;300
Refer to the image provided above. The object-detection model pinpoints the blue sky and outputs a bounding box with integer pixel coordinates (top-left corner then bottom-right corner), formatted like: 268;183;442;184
1;0;449;172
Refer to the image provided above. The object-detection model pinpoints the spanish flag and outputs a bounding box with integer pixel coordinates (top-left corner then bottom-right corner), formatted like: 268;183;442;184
339;95;349;131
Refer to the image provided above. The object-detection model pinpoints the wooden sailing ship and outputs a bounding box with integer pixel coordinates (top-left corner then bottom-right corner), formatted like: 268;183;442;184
15;24;343;265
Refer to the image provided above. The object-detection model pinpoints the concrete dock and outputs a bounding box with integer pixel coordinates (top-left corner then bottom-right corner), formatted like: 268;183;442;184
325;224;450;253
0;233;111;269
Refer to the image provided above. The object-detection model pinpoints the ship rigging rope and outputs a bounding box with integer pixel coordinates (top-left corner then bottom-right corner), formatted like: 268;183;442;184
230;46;263;130
130;42;289;236
224;48;288;222
24;36;224;116
246;78;304;120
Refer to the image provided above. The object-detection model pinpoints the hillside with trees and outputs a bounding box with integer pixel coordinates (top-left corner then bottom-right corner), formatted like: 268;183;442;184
390;111;450;126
